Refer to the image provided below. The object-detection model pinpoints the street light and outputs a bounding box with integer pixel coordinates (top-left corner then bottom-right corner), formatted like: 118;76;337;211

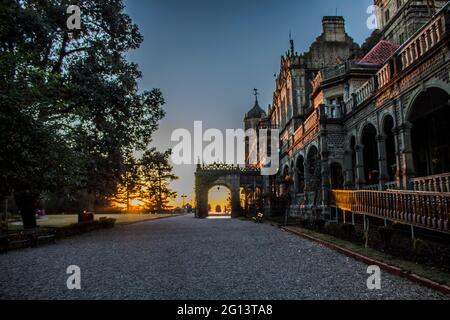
181;194;187;208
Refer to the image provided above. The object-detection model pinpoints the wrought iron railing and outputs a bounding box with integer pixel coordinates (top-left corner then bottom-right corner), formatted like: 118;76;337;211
331;190;450;233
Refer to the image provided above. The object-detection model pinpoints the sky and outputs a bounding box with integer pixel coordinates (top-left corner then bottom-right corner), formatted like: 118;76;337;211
124;0;373;207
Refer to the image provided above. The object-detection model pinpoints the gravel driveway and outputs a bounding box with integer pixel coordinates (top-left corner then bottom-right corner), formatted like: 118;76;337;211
0;214;447;300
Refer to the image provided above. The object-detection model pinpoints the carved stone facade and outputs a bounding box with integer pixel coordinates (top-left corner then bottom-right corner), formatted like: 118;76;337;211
244;1;450;219
375;0;447;44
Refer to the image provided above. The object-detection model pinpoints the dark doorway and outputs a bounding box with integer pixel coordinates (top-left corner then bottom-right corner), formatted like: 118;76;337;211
330;163;344;189
410;87;450;177
296;156;305;193
307;146;322;189
383;115;397;182
361;124;379;185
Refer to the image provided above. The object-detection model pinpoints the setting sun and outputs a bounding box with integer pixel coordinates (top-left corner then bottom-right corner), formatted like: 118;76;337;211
131;199;145;207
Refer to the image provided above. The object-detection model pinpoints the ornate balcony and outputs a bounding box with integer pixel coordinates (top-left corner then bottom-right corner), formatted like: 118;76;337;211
331;189;450;234
412;173;450;193
399;13;445;70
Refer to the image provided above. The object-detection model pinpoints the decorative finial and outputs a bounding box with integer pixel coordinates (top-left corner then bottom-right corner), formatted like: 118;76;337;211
253;88;259;104
289;31;295;56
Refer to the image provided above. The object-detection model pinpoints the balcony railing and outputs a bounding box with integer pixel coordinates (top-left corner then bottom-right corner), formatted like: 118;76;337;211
341;4;448;114
376;64;391;89
399;13;445;70
412;173;450;193
293;109;319;146
321;104;342;119
331;190;450;233
355;77;376;106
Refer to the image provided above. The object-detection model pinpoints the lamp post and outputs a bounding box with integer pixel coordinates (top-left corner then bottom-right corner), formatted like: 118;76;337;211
181;194;187;208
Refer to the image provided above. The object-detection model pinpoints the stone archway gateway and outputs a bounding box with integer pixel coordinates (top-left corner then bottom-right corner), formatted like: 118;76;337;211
195;163;263;218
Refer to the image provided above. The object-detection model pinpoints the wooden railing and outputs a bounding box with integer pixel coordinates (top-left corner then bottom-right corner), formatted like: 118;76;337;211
331;190;450;233
412;173;450;193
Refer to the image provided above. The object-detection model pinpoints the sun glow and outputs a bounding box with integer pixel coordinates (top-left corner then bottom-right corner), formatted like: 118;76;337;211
131;199;145;207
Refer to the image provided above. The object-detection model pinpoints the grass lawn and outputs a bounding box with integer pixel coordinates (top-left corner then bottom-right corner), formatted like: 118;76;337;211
37;213;177;228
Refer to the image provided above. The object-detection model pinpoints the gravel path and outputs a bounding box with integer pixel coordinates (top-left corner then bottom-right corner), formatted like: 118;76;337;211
0;214;447;300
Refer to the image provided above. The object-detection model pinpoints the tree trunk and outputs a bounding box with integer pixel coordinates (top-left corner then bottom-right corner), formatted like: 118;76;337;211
86;192;95;212
14;191;38;229
126;189;130;212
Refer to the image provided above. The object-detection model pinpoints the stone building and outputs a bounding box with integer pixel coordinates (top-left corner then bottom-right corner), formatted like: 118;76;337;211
244;0;450;233
376;0;447;44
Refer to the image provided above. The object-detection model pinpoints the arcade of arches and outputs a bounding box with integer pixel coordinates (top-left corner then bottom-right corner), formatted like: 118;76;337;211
195;86;450;218
277;86;450;197
410;87;450;178
207;186;232;215
195;164;263;218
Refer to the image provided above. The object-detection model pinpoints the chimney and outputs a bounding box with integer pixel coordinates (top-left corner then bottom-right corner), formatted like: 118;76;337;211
322;16;346;42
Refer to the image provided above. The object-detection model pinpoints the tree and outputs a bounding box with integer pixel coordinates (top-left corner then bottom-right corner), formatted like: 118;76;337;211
0;0;165;228
141;149;178;213
361;30;384;56
110;151;142;212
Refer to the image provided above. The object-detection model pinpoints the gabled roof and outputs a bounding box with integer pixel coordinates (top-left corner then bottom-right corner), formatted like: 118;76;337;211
359;40;400;65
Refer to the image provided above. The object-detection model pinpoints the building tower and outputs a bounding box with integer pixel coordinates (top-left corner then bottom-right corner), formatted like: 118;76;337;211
375;0;447;45
244;89;267;167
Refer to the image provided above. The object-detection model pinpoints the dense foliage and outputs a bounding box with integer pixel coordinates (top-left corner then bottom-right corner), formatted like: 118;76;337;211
0;0;169;227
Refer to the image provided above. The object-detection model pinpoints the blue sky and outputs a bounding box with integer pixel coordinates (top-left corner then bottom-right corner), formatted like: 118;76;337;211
124;0;373;205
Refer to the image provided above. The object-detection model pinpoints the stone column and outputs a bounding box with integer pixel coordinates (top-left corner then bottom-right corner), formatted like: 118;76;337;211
400;122;415;190
343;150;355;190
293;167;299;196
303;160;310;203
320;131;331;210
377;134;389;190
393;126;402;189
196;190;208;219
231;188;241;218
355;144;366;189
321;152;331;208
244;188;249;215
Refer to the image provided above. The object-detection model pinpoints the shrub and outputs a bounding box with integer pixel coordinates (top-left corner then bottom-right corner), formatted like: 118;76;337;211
378;226;396;249
0;221;8;232
313;219;327;230
325;222;342;238
56;218;116;239
299;218;309;228
99;218;116;229
412;238;425;255
341;224;356;240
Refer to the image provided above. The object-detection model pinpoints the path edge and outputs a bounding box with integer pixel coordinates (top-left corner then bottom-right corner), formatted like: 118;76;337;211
282;226;450;296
